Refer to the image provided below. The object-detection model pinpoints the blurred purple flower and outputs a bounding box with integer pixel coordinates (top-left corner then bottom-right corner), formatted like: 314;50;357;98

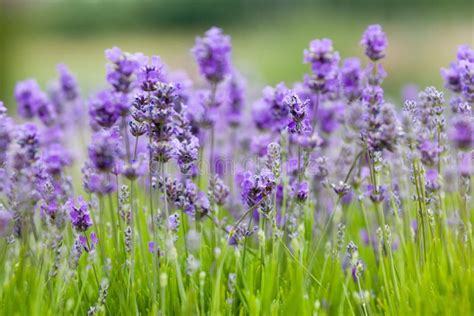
192;27;232;83
360;24;388;61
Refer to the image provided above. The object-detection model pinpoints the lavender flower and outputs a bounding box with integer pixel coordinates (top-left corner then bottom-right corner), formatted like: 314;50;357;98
418;139;442;167
209;175;230;206
172;134;199;174
88;129;123;172
449;115;473;150
105;47;143;93
223;73;246;127
284;93;311;135
304;38;340;93
168;213;181;232
15;79;43;119
67;197;92;232
441;45;473;102
57;64;80;102
82;162;117;195
253;82;289;131
160;178;210;219
241;170;276;208
459;59;474;103
365;102;401;153
360;24;388;61
15;123;40;168
89;90;128;129
290;181;309;203
340;58;363;101
304;38;339;79
192;27;232;83
331;181;351;197
227;223;256;246
137;56;164;92
42;143;72;176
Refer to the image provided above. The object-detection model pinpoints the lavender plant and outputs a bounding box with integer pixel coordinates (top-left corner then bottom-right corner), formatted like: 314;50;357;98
0;25;472;316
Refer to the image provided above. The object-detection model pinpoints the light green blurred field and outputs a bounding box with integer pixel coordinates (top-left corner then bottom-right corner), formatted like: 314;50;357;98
4;8;474;104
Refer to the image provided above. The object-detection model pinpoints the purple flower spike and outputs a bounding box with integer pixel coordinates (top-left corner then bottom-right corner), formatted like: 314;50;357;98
88;129;124;172
42;143;72;176
223;73;246;127
67;197;92;232
253;82;289;131
15;79;42;119
284;93;311;136
449;115;473;150
291;181;309;203
15;79;55;125
192;27;232;83
57;64;79;101
241;170;276;208
304;38;340;78
340;58;363;101
459;59;474;103
89;90;128;129
137;56;165;91
168;213;181;232
360;24;388;61
303;38;340;93
105;47;144;93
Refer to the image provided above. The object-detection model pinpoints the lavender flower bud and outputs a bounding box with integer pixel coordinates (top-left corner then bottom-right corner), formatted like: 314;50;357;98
360;24;388;61
192;27;232;83
209;175;230;206
66;197;92;232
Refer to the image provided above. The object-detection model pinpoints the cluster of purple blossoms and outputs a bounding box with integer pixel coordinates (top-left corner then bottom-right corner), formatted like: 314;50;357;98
160;177;210;219
290;181;309;203
89;90;128;129
56;64;80;102
42;143;72;177
342;241;365;283
340;58;363;102
0;25;473;308
66;197;92;232
253;82;289;131
449;114;473;151
227;223;257;246
209;174;230;206
360;24;388;62
284;93;311;135
15;79;56;126
304;38;340;93
82;162;117;195
404;87;447;167
191;27;232;84
88;129;124;173
105;47;144;94
240;170;276;210
13;123;41;169
223;73;246;128
442;45;474;104
441;46;474;156
358;25;400;153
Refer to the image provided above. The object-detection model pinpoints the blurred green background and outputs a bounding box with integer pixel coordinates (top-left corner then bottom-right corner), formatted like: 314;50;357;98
0;0;473;107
